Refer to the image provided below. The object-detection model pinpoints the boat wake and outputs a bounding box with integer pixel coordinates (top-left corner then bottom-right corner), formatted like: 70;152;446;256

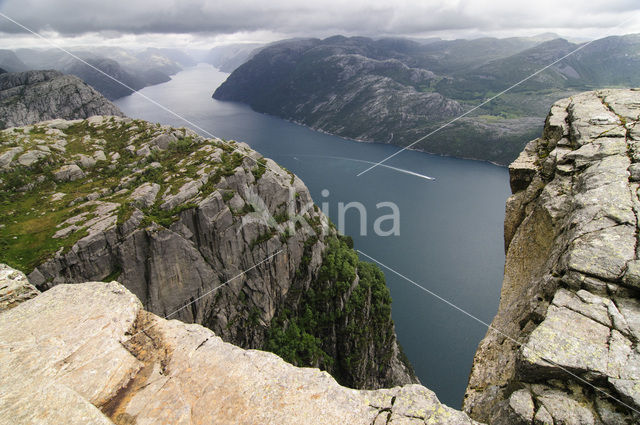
287;154;435;181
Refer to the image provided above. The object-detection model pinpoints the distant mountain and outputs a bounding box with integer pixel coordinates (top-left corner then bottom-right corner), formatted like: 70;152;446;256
0;70;123;129
0;50;27;73
206;43;264;72
65;57;152;100
12;47;186;100
214;38;463;146
446;36;640;95
214;34;640;164
142;47;197;67
407;36;552;74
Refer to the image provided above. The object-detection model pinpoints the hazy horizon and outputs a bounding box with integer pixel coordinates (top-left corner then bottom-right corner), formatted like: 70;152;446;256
0;0;639;49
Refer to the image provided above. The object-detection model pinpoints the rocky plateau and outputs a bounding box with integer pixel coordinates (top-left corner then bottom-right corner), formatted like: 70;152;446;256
0;70;124;129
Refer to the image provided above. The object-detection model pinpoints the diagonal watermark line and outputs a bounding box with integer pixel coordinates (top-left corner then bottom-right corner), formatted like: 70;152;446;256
162;249;282;321
0;250;282;350
0;11;267;171
2;6;639;417
4;250;283;404
357;249;640;415
356;12;640;177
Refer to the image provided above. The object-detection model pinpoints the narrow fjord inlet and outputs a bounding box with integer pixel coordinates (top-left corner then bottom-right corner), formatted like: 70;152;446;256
3;2;640;423
115;64;511;407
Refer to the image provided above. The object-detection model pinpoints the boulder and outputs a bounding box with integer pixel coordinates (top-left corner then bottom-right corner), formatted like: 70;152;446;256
131;182;160;208
54;164;85;182
0;146;22;168
150;133;177;150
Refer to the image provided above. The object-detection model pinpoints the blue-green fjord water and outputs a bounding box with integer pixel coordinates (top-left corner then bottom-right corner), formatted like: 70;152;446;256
115;63;511;408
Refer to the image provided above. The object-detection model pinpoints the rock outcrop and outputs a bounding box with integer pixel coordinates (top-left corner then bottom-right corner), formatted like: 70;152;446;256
0;116;415;389
0;269;480;425
213;35;640;165
0;264;38;312
0;70;124;129
464;89;640;424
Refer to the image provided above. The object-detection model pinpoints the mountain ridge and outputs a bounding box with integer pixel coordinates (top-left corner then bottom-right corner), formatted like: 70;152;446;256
0;70;123;129
214;34;640;165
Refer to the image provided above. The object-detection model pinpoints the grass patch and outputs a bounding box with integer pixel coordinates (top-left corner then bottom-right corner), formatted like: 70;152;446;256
140;202;199;228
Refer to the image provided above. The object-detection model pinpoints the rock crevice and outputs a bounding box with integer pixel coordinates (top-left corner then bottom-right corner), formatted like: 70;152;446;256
464;88;640;425
0;116;414;390
0;273;480;425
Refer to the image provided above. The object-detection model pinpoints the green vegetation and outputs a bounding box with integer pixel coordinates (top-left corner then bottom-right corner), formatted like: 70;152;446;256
168;136;196;153
264;234;402;387
265;307;334;367
249;228;276;249
0;117;267;273
102;267;122;282
140;203;199;228
251;157;267;180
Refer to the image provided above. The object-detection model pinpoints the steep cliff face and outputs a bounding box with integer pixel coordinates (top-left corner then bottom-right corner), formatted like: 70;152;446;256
464;89;640;424
213;35;640;165
0;116;414;389
0;272;480;425
0;70;124;129
212;37;470;153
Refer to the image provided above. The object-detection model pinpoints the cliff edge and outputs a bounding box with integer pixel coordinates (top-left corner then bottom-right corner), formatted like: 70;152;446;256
0;115;414;390
0;70;124;129
0;266;480;425
464;88;640;424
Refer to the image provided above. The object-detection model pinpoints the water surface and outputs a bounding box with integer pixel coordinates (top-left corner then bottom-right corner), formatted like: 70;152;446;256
115;63;511;408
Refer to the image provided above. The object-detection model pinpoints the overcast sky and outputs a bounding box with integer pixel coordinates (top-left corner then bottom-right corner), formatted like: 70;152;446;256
0;0;639;48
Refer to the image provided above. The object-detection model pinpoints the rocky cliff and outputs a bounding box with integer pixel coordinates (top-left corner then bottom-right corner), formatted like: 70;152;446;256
213;35;640;165
0;70;124;129
213;36;470;156
464;88;640;424
0;115;414;389
0;269;479;424
8;47;186;100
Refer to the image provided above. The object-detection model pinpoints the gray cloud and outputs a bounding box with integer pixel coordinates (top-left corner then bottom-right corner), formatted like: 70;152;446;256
0;0;639;42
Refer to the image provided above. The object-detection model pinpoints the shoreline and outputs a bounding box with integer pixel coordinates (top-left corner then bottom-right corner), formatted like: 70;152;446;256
276;114;511;168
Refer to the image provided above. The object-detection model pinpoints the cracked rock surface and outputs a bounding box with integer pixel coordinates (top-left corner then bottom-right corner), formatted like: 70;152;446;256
0;264;38;312
0;116;415;390
0;70;123;129
0;276;480;425
464;89;640;424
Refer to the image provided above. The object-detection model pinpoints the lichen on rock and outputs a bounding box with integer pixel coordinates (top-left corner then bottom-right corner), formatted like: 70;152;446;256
0;270;480;425
464;89;640;425
0;115;415;391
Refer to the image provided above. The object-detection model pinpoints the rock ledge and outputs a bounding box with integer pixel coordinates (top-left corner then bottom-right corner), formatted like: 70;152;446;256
0;271;480;425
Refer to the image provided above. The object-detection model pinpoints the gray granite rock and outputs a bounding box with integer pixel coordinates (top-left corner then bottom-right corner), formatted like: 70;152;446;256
0;146;21;168
0;276;481;425
464;89;640;424
0;264;39;312
130;182;160;208
0;70;123;129
150;132;177;150
17;149;49;166
53;163;85;181
76;153;96;169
